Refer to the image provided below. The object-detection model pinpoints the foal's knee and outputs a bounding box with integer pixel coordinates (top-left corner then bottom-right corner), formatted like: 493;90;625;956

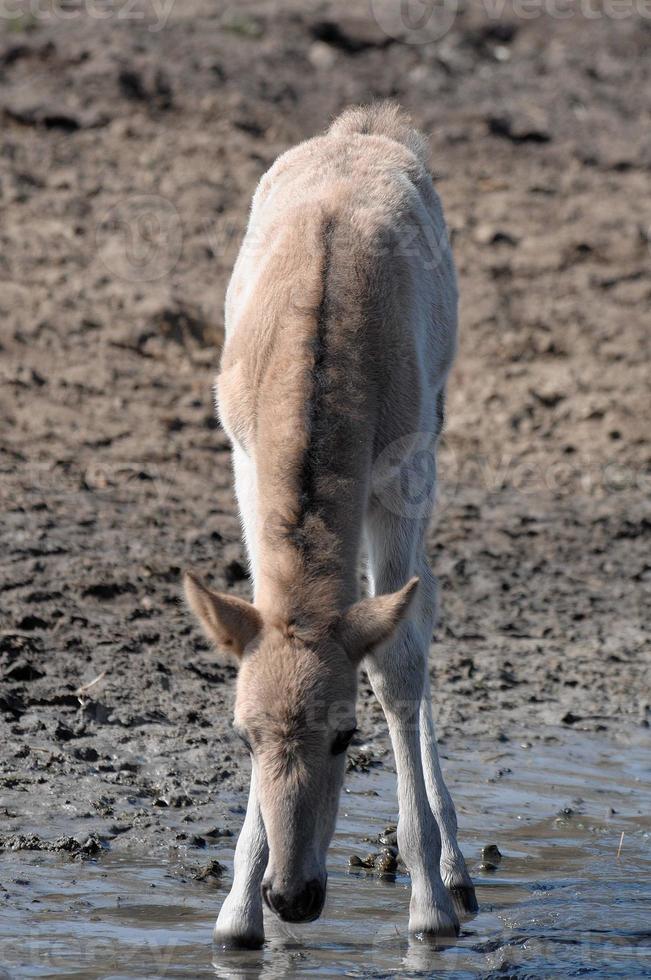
368;621;427;719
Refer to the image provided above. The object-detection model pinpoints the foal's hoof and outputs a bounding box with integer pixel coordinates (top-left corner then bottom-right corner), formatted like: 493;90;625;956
450;882;479;916
409;907;460;941
444;866;479;916
213;926;264;951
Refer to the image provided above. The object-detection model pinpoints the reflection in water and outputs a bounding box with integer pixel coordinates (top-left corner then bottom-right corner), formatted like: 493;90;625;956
1;732;650;978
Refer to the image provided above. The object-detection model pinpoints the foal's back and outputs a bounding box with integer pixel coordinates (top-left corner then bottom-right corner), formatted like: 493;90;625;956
220;103;457;467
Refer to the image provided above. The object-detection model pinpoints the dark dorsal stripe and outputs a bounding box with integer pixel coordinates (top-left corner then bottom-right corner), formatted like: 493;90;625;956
286;216;337;561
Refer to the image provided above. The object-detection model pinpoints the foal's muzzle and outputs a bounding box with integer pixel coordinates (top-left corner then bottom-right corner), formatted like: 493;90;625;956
261;877;326;923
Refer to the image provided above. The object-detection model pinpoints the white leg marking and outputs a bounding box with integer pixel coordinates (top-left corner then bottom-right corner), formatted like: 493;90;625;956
214;768;268;948
215;445;269;947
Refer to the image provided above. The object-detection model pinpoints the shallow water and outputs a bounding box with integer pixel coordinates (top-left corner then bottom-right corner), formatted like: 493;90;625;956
2;732;650;979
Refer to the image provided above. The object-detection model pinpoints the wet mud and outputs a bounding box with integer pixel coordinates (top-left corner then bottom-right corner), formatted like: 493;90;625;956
1;734;650;977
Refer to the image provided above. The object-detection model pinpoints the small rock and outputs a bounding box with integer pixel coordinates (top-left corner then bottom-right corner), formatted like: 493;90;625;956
80;700;112;725
349;847;398;876
92;796;115;817
16;614;48;631
482;22;518;43
118;66;172;110
78;834;103;857
52;721;76;742
531;384;566;409
378;829;398;847
482;844;502;862
52;836;82;853
346;749;380;773
308;41;337;70
72;746;99;763
480;843;502;871
107;824;132;837
170;792;194;808
194;859;225;882
374;847;398;876
474;224;518;247
309;17;391;53
488;109;551;144
118;68;147;101
561;711;582;725
5;660;44;682
204;826;234;839
82;581;135;601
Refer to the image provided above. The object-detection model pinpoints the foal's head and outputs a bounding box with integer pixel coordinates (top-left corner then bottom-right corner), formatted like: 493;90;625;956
184;571;417;923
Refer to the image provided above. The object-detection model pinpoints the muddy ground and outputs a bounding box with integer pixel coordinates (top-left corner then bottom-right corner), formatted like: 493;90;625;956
0;0;650;873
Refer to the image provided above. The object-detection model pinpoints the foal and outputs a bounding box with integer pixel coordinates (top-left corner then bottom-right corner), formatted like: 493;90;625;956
185;103;477;948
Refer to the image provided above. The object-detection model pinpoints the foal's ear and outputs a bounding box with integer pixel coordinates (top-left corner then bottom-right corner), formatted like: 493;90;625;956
183;571;262;659
338;577;419;664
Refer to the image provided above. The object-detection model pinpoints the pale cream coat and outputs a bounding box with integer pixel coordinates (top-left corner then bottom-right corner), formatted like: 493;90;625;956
185;103;476;948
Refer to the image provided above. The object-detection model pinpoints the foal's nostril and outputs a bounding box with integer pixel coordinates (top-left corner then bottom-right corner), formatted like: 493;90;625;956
303;879;324;919
261;882;278;915
262;882;290;918
296;878;325;921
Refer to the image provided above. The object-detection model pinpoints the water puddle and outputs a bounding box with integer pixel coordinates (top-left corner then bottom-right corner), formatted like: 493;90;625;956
1;731;650;978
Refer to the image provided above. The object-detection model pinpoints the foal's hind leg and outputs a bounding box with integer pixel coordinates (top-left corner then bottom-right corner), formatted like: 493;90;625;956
364;508;459;938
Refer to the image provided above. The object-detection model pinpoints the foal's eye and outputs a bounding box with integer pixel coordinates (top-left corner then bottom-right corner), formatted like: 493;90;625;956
331;728;357;755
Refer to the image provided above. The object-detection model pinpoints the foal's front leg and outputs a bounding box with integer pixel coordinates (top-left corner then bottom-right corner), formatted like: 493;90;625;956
214;767;268;948
420;687;478;914
364;626;459;938
214;444;268;948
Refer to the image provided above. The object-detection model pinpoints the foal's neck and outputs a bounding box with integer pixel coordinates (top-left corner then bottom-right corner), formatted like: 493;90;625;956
254;489;365;626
